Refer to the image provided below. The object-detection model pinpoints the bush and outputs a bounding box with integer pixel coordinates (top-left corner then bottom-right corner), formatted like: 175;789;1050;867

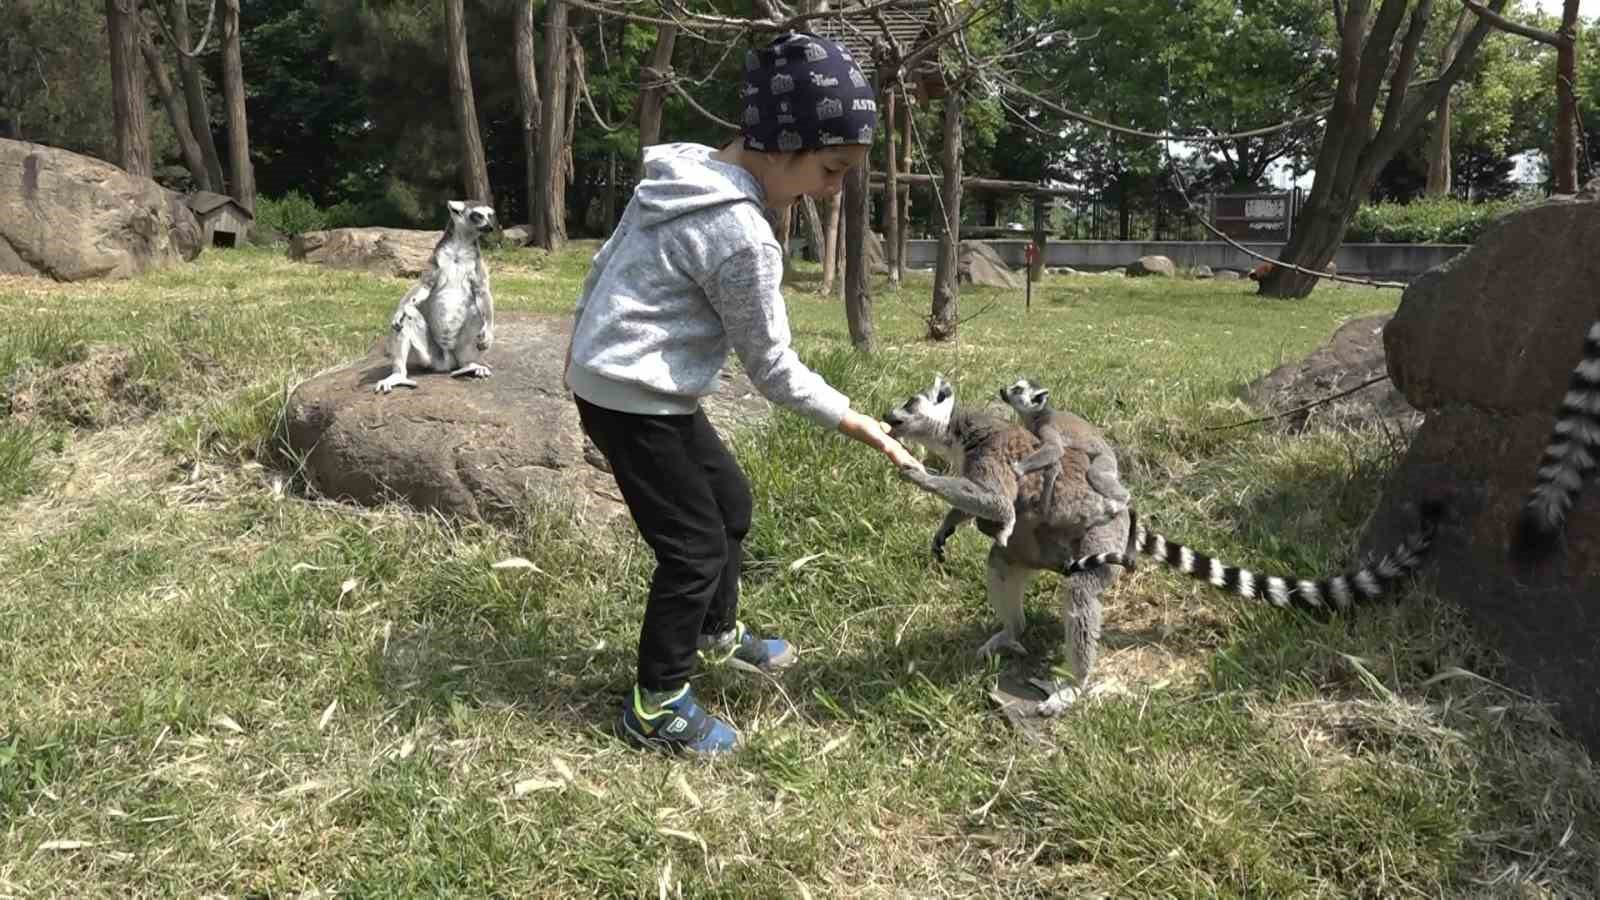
253;191;328;238
1344;197;1526;244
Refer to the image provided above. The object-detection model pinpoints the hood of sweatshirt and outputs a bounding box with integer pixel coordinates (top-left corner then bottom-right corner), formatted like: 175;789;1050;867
632;143;767;228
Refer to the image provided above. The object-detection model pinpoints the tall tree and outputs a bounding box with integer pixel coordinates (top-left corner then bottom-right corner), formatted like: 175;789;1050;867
514;0;542;230
533;0;571;249
1463;0;1582;194
929;80;963;341
444;0;492;202
1261;0;1506;299
173;0;226;192
139;21;211;189
220;0;253;211
636;24;677;175
107;0;153;177
1425;10;1475;196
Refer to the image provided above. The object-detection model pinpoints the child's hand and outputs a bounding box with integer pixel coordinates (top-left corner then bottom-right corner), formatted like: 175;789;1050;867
837;411;924;472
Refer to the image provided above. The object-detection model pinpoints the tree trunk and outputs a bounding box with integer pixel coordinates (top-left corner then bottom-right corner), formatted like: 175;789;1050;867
775;204;793;256
820;196;842;295
534;0;570;250
929;88;963;341
1426;11;1473;197
173;0;226;193
844;164;873;351
883;85;900;284
107;0;152;178
637;25;677;176
563;33;582;189
514;0;541;231
1262;0;1505;298
220;0;253;212
1424;96;1452;197
139;25;210;190
1552;0;1581;194
800;196;825;263
444;0;492;202
898;97;911;282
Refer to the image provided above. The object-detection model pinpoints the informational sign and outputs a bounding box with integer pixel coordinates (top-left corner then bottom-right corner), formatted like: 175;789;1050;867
1207;192;1295;242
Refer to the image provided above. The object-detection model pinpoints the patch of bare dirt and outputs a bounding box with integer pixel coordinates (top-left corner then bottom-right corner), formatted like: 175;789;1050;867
4;344;162;429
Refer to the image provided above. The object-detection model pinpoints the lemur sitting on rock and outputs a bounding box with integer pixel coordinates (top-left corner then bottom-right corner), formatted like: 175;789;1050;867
375;200;497;394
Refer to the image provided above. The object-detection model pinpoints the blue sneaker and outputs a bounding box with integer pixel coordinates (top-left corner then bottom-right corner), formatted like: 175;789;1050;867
698;621;798;674
617;685;738;756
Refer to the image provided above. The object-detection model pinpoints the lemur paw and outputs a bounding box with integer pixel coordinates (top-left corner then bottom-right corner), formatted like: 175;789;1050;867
976;632;1027;659
450;363;492;379
931;530;953;563
374;376;417;394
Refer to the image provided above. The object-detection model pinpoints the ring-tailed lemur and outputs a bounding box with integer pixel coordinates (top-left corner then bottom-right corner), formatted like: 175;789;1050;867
883;375;1439;711
1512;320;1600;560
884;374;1133;664
998;377;1129;516
374;200;497;394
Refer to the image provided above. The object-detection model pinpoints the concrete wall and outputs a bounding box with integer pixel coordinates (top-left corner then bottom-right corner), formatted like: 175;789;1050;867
901;239;1468;280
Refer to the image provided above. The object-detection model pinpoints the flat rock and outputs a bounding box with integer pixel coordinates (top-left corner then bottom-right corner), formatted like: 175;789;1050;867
1242;314;1419;433
288;227;442;278
283;313;771;526
0;137;201;280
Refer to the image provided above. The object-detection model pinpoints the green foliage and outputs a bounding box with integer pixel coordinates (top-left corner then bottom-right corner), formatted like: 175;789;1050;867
253;191;328;237
1345;197;1527;244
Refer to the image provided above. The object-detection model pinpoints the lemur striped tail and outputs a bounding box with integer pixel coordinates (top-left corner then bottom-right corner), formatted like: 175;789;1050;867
1060;505;1440;616
1512;320;1600;561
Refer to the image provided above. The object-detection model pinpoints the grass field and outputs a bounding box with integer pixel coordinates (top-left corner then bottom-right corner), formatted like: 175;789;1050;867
2;244;1596;898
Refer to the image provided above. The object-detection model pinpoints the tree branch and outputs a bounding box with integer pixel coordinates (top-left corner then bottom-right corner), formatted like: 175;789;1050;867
1462;0;1568;46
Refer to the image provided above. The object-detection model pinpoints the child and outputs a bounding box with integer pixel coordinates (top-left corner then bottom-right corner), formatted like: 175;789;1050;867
564;31;920;755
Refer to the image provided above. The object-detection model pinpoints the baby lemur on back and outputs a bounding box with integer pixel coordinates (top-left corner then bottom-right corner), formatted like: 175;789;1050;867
998;377;1130;517
375;200;498;394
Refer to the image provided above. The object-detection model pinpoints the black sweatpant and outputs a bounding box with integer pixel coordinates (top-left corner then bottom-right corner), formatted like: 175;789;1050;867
575;395;753;692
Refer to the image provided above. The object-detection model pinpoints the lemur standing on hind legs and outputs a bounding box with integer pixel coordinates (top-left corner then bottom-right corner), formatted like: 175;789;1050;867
884;374;1441;715
374;200;498;394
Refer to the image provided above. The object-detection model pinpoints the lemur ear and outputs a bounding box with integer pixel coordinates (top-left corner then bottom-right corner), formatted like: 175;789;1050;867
1032;389;1050;405
448;200;467;215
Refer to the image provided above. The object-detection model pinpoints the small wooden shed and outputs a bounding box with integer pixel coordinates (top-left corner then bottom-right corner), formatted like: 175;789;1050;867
186;191;253;248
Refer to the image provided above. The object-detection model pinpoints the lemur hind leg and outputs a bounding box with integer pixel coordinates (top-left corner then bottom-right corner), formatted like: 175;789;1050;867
375;307;434;394
1034;508;1130;717
977;545;1033;658
449;334;492;379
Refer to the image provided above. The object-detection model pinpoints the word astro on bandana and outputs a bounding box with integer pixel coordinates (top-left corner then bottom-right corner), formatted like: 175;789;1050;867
741;32;878;153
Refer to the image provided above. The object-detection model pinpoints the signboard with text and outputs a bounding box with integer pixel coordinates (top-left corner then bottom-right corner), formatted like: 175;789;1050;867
1207;191;1295;242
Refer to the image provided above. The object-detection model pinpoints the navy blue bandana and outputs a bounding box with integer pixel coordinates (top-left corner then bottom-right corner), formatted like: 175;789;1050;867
741;32;877;153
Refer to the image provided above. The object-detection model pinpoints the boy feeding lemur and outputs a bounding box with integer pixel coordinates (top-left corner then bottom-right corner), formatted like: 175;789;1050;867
563;32;920;755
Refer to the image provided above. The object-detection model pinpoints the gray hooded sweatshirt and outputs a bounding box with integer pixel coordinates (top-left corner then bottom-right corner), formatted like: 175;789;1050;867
566;143;852;428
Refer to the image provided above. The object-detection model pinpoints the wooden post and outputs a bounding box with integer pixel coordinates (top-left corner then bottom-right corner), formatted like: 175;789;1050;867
1030;194;1045;283
897;95;912;282
883;85;900;285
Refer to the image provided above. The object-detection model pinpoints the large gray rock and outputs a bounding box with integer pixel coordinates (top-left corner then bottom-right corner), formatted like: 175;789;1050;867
1360;185;1600;752
959;241;1022;290
1242;314;1419;433
0;137;201;280
288;227;442;278
1127;255;1176;278
283;313;771;526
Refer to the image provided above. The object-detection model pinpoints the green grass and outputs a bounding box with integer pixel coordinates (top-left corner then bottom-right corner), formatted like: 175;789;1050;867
1;250;1596;897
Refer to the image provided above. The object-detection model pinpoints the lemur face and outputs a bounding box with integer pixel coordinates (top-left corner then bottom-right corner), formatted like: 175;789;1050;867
447;200;497;235
998;378;1050;415
882;374;956;448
